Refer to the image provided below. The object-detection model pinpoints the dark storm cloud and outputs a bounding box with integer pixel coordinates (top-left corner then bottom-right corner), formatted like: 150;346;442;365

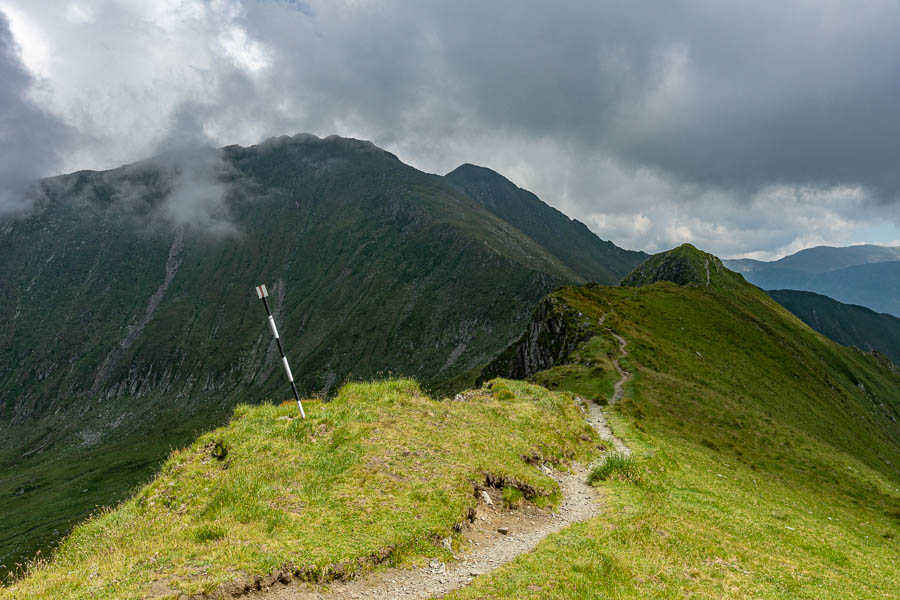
0;11;73;215
244;0;900;198
4;1;900;254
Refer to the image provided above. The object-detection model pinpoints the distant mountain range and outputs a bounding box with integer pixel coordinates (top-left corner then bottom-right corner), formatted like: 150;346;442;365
767;289;900;365
725;245;900;316
0;134;645;573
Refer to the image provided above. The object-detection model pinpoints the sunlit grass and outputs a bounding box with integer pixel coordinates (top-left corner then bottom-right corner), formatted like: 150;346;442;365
1;379;600;600
446;277;900;599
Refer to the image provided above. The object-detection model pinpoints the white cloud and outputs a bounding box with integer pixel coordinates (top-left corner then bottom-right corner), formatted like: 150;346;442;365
219;25;271;75
64;3;95;25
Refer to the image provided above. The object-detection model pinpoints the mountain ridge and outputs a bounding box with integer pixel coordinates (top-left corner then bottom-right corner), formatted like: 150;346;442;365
445;163;646;283
727;244;900;274
6;244;899;598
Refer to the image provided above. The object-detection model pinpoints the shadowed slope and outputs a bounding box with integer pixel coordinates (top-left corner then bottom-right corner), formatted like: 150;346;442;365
445;164;646;283
768;289;900;365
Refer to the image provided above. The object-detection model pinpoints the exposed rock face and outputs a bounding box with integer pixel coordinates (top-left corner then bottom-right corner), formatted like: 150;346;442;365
479;295;595;381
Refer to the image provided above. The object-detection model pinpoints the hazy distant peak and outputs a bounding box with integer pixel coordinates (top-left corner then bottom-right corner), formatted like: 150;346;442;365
726;244;900;274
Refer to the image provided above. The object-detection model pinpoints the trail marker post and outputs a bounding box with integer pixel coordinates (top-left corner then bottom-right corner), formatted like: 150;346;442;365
255;284;306;418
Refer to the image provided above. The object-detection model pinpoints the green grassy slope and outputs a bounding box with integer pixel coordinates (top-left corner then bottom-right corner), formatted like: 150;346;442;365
0;134;590;575
5;245;898;599
445;164;646;283
768;289;900;365
448;247;900;598
0;379;599;599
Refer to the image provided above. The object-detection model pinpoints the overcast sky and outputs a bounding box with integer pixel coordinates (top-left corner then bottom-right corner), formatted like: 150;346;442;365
2;0;899;259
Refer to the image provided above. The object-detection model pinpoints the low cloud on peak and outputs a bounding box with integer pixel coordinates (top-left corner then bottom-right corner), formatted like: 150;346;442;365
2;1;900;256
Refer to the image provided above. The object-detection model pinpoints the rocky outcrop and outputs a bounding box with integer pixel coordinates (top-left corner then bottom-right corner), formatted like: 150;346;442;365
479;294;596;381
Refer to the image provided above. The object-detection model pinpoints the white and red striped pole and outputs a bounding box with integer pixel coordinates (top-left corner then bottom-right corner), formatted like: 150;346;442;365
255;284;306;418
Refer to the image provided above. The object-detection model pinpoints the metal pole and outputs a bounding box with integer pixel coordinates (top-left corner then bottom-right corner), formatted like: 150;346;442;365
255;284;306;418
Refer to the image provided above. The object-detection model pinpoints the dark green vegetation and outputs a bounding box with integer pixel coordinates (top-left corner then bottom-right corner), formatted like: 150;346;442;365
769;289;900;365
620;243;744;289
445;164;646;283
726;244;900;316
447;245;900;598
0;134;644;575
1;379;598;599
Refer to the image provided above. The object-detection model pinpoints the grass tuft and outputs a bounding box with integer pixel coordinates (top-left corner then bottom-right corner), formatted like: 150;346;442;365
501;486;525;508
588;452;640;485
192;524;226;543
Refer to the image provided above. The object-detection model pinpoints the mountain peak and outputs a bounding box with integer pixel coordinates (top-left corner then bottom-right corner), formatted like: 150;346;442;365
447;163;504;177
238;132;400;162
620;243;744;289
444;163;647;283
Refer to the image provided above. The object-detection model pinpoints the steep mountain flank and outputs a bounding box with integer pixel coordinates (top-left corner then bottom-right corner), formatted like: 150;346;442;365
768;289;900;365
5;245;900;599
445;164;646;283
0;134;612;573
7;245;899;599
478;294;598;381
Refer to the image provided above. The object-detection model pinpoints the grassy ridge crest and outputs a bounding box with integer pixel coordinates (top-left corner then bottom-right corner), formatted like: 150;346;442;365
446;259;900;598
2;379;599;599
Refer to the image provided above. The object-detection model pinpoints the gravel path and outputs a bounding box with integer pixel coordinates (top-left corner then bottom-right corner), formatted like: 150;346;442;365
244;330;632;600
249;464;597;600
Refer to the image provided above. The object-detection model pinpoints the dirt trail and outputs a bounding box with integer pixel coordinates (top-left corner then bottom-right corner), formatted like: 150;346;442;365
588;331;632;457
246;329;632;600
609;331;632;407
